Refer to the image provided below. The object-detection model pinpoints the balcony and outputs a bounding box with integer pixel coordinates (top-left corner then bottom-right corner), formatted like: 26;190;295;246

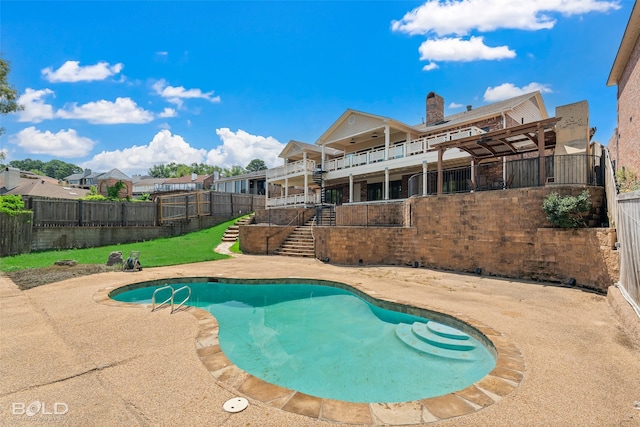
324;126;485;173
267;159;317;180
266;192;320;208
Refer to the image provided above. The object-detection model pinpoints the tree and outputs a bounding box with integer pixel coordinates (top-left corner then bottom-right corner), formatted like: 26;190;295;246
0;57;23;135
246;159;267;172
223;165;246;177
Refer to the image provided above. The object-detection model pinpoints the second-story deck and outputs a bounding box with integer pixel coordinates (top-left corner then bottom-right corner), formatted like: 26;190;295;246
266;126;486;182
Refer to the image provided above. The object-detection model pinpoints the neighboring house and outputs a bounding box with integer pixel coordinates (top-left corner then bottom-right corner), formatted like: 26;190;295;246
0;167;90;199
97;168;133;199
132;177;167;195
213;169;271;196
266;91;592;207
607;1;639;173
153;174;211;193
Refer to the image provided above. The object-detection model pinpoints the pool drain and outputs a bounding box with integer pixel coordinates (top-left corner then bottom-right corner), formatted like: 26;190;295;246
223;397;248;413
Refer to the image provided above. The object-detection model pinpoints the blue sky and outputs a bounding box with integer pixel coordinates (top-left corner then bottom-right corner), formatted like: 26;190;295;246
0;0;632;176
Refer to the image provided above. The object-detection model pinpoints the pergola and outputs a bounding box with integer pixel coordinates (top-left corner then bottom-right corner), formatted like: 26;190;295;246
430;117;560;194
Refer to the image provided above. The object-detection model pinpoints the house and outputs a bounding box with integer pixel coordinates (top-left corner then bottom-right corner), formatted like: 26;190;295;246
1;167;90;199
64;168;100;188
96;168;133;199
265;91;593;208
213;169;270;195
606;1;639;173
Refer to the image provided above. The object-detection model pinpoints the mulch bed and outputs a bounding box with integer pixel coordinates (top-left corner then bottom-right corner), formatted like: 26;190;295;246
5;264;121;290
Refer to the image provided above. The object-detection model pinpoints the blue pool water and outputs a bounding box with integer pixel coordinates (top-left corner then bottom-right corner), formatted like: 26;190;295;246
112;281;496;403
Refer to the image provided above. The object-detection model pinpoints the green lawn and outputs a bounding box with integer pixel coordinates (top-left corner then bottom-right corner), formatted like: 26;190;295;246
0;217;242;273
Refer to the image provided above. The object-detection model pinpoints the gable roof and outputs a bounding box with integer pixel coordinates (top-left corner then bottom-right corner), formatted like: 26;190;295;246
607;1;639;86
279;140;342;160
416;91;547;133
97;168;131;181
316;109;418;146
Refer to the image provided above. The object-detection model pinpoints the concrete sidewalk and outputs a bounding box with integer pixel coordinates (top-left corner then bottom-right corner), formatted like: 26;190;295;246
1;255;639;426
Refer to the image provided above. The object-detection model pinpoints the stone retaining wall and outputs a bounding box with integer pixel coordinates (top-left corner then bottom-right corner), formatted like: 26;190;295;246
244;186;617;292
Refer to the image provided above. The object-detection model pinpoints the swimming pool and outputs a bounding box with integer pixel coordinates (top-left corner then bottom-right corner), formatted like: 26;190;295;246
111;278;496;403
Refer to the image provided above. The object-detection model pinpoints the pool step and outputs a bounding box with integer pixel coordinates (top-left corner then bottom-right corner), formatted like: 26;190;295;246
395;322;477;361
411;322;475;351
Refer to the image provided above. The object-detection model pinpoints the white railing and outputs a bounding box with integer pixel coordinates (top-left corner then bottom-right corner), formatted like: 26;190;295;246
267;159;316;179
322;126;485;173
266;193;320;207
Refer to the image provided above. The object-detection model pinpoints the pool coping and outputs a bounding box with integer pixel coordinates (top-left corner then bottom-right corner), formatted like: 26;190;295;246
93;278;525;426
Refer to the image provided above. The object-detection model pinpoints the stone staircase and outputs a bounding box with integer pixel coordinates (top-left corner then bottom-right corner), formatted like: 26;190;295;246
275;217;316;257
222;214;255;242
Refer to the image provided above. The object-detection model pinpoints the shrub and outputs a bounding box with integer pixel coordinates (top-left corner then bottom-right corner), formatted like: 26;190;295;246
542;190;591;228
616;168;640;193
0;195;30;215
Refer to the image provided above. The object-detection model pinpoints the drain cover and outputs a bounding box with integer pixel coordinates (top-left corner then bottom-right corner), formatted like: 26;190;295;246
223;397;248;413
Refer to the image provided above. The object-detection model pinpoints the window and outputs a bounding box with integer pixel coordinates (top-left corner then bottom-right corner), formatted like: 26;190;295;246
325;188;343;204
234;180;241;193
367;182;383;201
390;180;402;199
240;180;247;194
225;182;232;192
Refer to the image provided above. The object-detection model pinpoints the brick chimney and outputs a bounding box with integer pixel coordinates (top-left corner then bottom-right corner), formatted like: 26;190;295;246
426;92;444;126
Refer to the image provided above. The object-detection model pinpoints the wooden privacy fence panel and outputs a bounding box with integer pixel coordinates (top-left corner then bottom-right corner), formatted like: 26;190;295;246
158;191;263;224
28;198;157;227
617;190;640;310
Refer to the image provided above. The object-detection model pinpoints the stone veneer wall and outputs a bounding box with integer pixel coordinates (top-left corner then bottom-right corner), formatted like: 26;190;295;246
311;186;617;292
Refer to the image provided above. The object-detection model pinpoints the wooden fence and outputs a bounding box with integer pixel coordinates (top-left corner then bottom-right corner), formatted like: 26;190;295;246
22;192;264;227
617;190;640;312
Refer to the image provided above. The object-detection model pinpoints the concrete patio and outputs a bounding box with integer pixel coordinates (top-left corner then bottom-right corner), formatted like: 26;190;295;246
1;254;639;426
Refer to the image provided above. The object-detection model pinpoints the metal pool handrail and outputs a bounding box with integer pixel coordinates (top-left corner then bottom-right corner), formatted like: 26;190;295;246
151;285;192;313
151;285;173;312
172;286;192;313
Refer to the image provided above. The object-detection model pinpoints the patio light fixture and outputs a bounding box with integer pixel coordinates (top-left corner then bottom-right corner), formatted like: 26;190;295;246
350;138;356;143
371;132;378;138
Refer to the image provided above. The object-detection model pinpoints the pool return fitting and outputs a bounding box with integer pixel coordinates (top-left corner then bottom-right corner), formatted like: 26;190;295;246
151;285;191;313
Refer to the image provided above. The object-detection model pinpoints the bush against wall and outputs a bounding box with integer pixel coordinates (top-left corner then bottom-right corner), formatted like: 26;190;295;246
542;190;591;228
0;194;29;215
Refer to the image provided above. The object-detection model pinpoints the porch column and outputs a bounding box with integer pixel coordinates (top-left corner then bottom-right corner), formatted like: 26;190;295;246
265;180;269;208
384;123;390;160
422;160;428;196
321;144;325;171
285;178;289;199
437;148;444;195
537;123;546;185
384;167;389;200
349;174;354;203
502;156;507;188
303;152;309;205
471;159;476;186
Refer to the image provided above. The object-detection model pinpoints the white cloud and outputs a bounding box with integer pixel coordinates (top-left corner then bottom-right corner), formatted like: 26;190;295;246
483;82;553;102
80;130;207;175
419;36;516;62
392;0;620;36
207;128;284;169
9;127;96;157
17;88;55;123
449;102;464;108
152;79;221;108
158;107;177;118
56;97;154;124
42;60;124;83
422;62;439;71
